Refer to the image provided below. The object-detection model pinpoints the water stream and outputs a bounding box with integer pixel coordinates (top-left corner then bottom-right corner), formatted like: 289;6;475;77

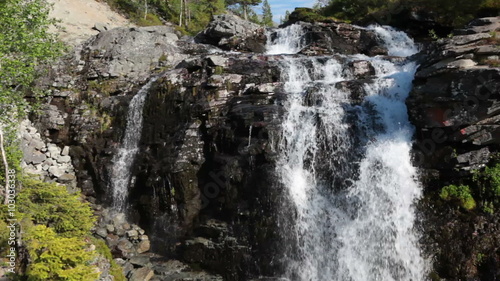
110;77;158;212
268;24;427;281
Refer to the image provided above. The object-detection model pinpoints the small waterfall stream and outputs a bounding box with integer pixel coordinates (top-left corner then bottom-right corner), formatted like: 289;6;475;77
268;24;427;281
110;77;158;212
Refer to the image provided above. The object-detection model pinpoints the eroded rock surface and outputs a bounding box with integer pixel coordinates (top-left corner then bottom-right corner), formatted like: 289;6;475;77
407;16;500;280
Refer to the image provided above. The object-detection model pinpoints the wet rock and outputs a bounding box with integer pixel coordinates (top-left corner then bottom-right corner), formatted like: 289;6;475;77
288;21;385;56
349;60;375;78
407;17;500;281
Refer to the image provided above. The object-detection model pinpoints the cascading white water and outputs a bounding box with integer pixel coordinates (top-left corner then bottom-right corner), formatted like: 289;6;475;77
110;77;158;212
266;24;306;55
269;26;427;281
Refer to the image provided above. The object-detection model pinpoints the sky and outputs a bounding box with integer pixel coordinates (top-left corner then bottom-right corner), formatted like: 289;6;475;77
257;0;316;23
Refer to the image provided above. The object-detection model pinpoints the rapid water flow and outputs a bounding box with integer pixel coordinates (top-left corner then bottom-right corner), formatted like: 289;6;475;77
268;25;426;281
110;77;158;212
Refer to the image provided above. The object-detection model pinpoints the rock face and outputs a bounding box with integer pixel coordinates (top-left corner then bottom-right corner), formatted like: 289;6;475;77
82;25;185;82
29;13;500;281
19;120;78;191
195;14;267;53
406;16;500;280
407;17;500;169
298;22;385;56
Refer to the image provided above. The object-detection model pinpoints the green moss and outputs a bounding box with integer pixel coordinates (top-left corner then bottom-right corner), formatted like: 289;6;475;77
137;13;163;26
88;80;118;96
110;260;126;281
440;184;476;210
91;237;126;281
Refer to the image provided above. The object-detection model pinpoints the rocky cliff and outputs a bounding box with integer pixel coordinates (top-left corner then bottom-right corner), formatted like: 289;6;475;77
27;13;500;281
407;16;500;280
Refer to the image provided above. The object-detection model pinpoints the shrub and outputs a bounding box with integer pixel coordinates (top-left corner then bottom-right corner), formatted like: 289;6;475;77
91;237;126;281
137;13;163;26
24;225;99;281
440;184;476;210
473;163;500;213
17;178;95;238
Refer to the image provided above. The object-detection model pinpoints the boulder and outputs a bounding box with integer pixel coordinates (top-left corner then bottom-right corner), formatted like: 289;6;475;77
25;151;47;165
283;21;386;56
129;255;152;267
82;25;184;82
195;14;266;52
48;166;65;178
136;240;150;254
116;238;134;258
129;267;154;281
349;60;375;78
93;22;109;32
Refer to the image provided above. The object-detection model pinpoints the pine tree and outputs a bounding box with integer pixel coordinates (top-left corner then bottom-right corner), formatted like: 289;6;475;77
226;0;262;21
261;0;273;26
284;10;291;22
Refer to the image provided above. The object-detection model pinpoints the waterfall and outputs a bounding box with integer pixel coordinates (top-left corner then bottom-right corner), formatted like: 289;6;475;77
266;24;306;55
110;77;158;212
269;26;427;281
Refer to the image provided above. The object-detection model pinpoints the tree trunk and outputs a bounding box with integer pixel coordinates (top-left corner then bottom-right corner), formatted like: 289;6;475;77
243;4;248;21
0;126;10;205
144;0;148;20
179;0;183;26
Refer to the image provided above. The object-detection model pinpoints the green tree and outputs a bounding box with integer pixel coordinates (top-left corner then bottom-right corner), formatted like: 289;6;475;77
24;225;99;281
0;0;63;119
17;179;95;238
320;0;499;28
261;0;273;26
0;0;63;201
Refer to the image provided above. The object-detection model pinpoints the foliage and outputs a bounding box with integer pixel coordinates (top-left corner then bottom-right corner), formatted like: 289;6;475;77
290;7;331;23
440;184;476;210
281;10;291;24
0;0;63;203
24;225;99;281
319;0;500;28
261;0;273;26
228;4;260;24
105;0;226;34
227;0;262;21
0;0;64;123
91;237;126;281
473;163;500;213
137;13;164;26
17;178;95;238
